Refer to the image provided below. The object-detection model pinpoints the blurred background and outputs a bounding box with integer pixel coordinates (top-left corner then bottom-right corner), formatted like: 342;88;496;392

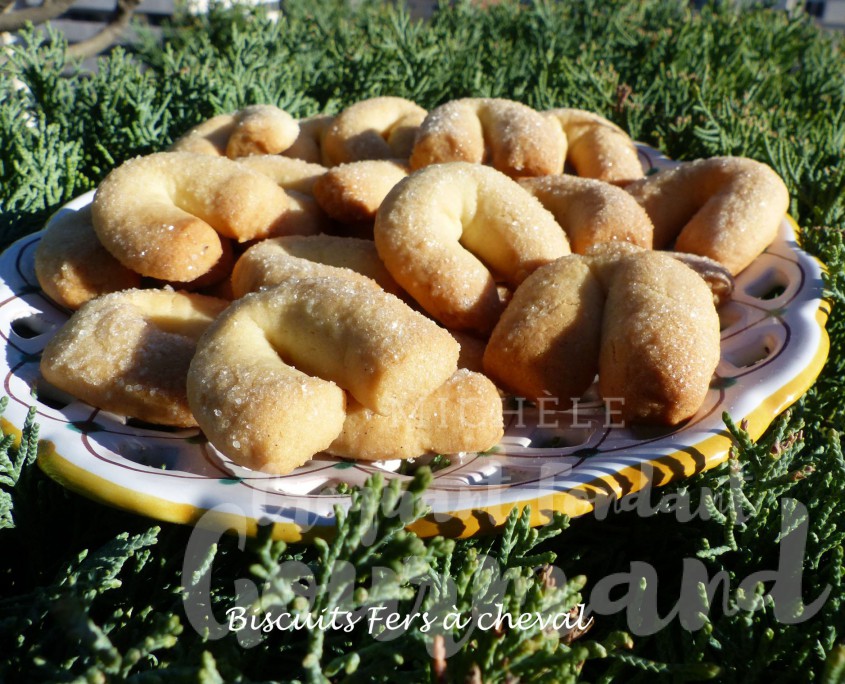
2;0;843;66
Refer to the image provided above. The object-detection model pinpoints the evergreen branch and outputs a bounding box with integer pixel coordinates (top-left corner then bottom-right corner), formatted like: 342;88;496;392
0;0;77;32
0;396;39;529
66;0;143;59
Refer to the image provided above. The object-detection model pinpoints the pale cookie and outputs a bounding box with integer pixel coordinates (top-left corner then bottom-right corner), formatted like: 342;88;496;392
321;97;427;166
237;154;331;235
374;162;569;335
283;114;334;164
187;277;459;473
91;152;322;283
231;234;401;298
40;289;227;427
35;205;141;309
328;369;503;461
237;154;327;195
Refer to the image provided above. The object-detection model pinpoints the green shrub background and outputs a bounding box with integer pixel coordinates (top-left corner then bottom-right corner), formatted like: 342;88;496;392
2;1;845;681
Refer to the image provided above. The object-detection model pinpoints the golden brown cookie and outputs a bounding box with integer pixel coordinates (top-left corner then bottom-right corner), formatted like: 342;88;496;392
625;156;789;275
598;251;720;425
545;108;644;184
483;254;604;404
312;159;409;223
170;105;300;159
411;98;566;178
483;247;721;425
321;97;427;166
519;174;654;252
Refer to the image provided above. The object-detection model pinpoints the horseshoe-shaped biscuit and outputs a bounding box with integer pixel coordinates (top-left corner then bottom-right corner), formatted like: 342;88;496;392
374;162;569;334
187;277;459;472
91;152;322;283
411;98;566;178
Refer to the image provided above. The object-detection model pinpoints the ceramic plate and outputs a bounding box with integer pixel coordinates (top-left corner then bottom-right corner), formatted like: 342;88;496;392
0;148;830;541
